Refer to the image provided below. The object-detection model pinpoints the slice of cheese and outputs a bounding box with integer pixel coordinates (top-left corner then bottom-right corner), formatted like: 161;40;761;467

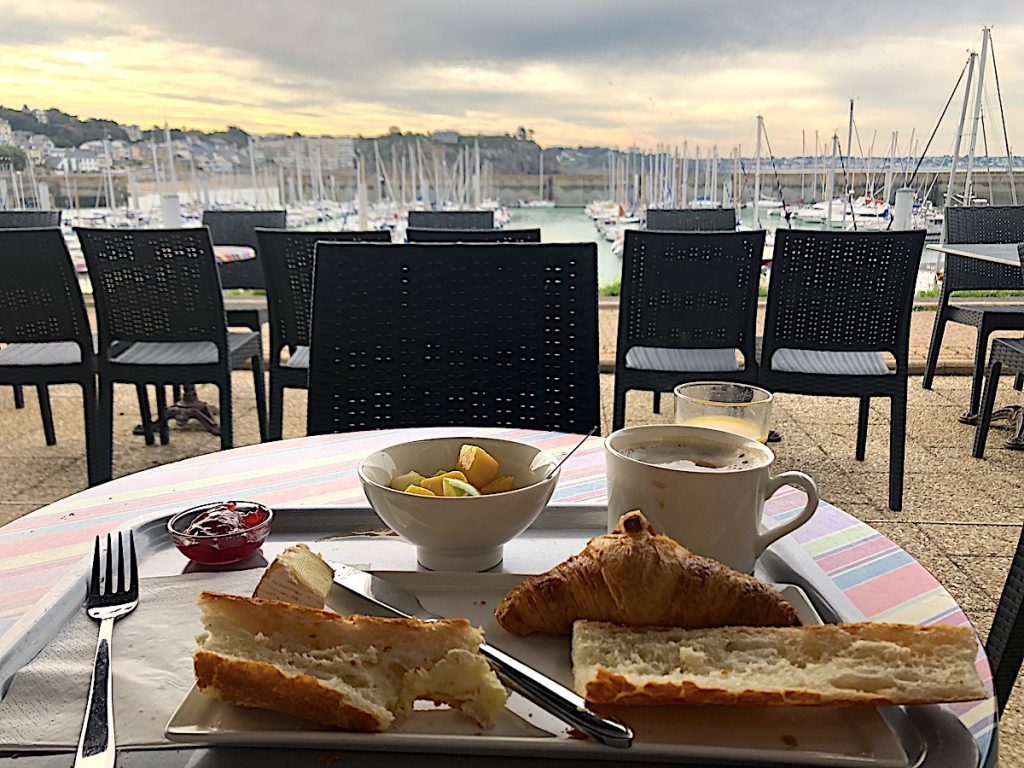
253;544;334;608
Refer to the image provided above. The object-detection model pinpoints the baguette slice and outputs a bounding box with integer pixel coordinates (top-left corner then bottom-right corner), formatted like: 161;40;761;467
572;620;986;706
194;592;507;731
495;511;800;635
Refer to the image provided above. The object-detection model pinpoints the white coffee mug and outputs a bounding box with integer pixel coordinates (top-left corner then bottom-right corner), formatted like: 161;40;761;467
604;425;819;573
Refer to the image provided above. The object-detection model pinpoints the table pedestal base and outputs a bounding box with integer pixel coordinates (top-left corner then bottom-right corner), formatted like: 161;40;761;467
960;406;1024;448
132;385;220;437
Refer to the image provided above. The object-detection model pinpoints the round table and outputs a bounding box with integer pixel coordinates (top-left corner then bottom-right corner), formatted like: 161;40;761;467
0;427;997;763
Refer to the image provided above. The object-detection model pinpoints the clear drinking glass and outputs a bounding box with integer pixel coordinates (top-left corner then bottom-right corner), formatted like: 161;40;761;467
674;382;774;443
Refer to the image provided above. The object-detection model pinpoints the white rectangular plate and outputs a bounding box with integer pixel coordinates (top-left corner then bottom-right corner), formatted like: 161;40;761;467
166;573;909;766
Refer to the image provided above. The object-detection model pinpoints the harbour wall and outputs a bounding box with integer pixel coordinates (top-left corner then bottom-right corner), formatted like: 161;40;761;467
18;168;1023;209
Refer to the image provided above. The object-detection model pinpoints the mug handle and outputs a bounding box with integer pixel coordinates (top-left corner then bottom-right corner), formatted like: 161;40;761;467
754;471;820;556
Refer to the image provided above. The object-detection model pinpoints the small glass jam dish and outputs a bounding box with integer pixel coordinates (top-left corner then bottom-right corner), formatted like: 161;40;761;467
167;501;273;565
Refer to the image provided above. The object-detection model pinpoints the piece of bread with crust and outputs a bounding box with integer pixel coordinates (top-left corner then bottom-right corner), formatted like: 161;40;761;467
194;592;507;731
494;511;800;635
572;620;987;706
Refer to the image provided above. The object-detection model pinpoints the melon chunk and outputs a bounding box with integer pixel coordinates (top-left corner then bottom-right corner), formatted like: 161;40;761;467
457;445;499;488
405;484;436;496
420;471;468;496
481;476;516;495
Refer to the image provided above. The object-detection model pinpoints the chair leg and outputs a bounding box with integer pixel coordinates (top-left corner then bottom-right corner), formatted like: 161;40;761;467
1014;371;1023;392
251;355;268;443
13;385;24;409
653;391;661;414
97;375;114;483
921;307;948;390
172;384;182;403
856;397;869;461
37;385;56;446
974;361;1002;459
219;376;233;451
136;384;154;446
155;386;170;445
82;377;101;486
967;327;992;418
888;387;908;512
612;379;628;432
269;374;285;442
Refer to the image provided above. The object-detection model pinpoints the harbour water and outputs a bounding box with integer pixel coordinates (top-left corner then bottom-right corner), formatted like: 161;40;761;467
507;206;940;291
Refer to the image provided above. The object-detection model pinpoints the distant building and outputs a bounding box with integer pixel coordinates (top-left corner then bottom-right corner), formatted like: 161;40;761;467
31;109;48;124
432;131;460;145
0;118;12;145
261;136;355;170
124;124;142;142
12;132;55;165
45;149;99;173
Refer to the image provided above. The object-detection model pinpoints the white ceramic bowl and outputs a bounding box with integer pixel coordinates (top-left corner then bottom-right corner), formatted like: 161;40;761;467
359;436;560;571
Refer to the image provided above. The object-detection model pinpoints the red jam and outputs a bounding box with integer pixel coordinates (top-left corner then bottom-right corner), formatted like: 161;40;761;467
169;501;272;565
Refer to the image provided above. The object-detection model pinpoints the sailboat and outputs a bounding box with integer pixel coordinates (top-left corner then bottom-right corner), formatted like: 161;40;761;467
518;145;555;207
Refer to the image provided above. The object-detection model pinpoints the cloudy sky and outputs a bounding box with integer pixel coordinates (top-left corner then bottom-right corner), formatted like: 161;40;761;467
0;1;1020;154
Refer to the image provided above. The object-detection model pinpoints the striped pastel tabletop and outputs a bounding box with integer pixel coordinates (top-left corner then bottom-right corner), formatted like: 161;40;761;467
0;427;996;761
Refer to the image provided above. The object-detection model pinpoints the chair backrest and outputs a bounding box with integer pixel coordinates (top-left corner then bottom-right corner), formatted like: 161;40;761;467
761;229;925;374
0;210;61;228
201;210;287;289
0;228;91;360
255;228;392;358
617;229;764;368
646;208;736;232
945;205;1024;244
987;524;1024;715
407;227;541;243
941;207;1024;294
407;210;494;230
76;227;228;361
307;242;600;434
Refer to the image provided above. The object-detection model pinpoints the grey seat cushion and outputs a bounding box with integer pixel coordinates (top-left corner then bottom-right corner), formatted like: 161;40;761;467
0;341;84;366
770;348;891;376
111;332;258;366
625;346;741;373
284;346;309;370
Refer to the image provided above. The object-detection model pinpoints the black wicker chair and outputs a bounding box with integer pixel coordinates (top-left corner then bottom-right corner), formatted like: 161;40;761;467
612;230;764;431
0;210;63;410
645;208;737;231
922;206;1024;419
406;228;540;243
307;243;599;435
77;227;266;481
0;210;62;228
255;228;392;440
973;244;1024;458
986;521;1024;714
0;228;99;484
759;229;925;511
407;210;494;230
201;210;287;290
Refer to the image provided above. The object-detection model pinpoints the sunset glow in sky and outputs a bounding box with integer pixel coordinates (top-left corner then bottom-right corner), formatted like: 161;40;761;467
1;1;1020;154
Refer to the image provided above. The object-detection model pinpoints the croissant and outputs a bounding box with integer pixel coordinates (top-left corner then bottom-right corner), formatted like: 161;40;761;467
494;511;801;635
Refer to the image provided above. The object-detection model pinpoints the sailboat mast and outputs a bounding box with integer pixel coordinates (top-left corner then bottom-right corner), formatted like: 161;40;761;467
753;116;763;229
711;146;719;205
248;136;258;204
800;130;806;201
826;134;837;226
964;26;991;205
945;51;977;209
842;99;853;226
681;142;689;207
538;146;544;200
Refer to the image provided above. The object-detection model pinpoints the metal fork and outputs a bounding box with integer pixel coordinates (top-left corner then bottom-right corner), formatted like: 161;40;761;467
75;532;138;768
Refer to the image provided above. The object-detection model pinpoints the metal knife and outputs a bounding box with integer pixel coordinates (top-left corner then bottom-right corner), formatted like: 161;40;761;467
330;562;634;749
